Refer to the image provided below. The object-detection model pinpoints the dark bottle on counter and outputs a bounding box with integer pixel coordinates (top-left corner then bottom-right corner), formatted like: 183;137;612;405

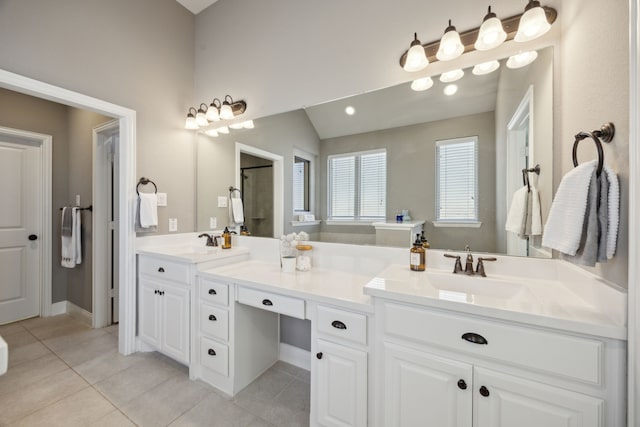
410;233;426;271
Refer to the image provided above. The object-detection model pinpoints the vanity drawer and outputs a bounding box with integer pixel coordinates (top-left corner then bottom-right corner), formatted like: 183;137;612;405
200;303;229;341
383;302;603;385
237;286;305;319
316;305;367;346
138;256;189;283
199;278;229;306
200;337;228;377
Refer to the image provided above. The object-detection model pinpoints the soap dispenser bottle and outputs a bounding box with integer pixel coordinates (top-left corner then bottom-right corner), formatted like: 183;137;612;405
420;231;431;249
410;233;426;271
222;227;232;249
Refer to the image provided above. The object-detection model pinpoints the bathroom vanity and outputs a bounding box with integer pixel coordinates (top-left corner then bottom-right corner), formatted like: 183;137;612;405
136;234;627;427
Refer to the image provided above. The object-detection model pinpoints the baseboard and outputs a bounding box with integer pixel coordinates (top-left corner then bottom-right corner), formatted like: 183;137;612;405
66;301;92;326
279;342;310;371
50;301;67;316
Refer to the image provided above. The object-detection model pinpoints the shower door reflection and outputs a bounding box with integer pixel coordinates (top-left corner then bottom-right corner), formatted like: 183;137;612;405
240;153;274;237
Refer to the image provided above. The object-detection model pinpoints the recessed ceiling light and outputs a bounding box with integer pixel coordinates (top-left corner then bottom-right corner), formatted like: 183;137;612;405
345;106;356;115
443;84;458;96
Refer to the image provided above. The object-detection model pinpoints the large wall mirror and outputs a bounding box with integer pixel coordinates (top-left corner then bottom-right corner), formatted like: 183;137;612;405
196;46;553;258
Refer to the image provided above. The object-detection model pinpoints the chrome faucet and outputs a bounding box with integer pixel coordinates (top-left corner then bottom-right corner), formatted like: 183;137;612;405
198;233;218;247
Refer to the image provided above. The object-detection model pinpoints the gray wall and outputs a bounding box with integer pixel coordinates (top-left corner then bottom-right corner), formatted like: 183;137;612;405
319;112;497;253
0;0;196;235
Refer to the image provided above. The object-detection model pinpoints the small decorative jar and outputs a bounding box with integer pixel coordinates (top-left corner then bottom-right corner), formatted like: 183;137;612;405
296;244;313;271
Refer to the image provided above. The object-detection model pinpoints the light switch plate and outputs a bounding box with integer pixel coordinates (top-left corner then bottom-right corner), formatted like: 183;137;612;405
169;218;177;232
218;196;228;208
156;192;167;206
210;217;217;229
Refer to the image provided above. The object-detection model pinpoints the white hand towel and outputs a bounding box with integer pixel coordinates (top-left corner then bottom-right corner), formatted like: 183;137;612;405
230;197;244;225
530;184;542;236
139;193;158;228
61;207;81;268
74;208;82;265
604;165;620;259
505;186;528;235
542;160;597;255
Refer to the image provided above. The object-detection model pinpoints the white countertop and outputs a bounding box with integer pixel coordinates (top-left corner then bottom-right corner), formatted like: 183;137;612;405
365;264;627;340
137;246;250;264
199;260;374;313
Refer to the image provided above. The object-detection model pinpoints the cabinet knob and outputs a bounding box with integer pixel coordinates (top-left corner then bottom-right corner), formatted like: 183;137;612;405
331;320;347;330
461;332;488;345
160;290;164;295
208;289;217;295
158;267;165;273
262;299;273;306
479;386;490;397
457;379;467;390
154;290;158;294
208;348;216;356
316;352;323;360
208;314;217;321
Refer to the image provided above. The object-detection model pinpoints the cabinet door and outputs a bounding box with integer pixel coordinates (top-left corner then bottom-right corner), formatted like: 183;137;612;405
315;339;367;427
384;343;472;427
474;368;604;427
161;283;190;364
138;277;161;348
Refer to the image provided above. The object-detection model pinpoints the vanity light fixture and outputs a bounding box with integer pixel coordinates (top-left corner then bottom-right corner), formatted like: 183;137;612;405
439;68;465;83
220;95;247;120
205;98;221;122
411;77;434;92
242;120;255;129
345;106;356;116
475;6;507;51
506;50;538;69
195;103;209;127
472;60;500;75
185;107;199;130
443;84;458;96
398;4;556;71
217;125;230;134
205;129;219;137
436;20;465;61
403;33;429;72
514;0;552;42
229;122;245;130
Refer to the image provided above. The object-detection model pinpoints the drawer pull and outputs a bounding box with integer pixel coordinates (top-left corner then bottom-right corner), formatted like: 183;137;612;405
331;320;347;330
208;348;216;356
262;299;273;306
316;352;323;360
208;314;217;321
208;289;217;295
479;386;490;397
457;379;467;390
158;267;165;273
462;332;488;345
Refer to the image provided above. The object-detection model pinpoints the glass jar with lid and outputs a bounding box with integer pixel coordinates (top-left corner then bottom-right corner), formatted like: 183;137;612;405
296;244;313;271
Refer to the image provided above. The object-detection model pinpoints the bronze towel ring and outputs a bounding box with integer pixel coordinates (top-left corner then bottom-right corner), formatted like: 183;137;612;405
136;177;158;195
572;122;615;177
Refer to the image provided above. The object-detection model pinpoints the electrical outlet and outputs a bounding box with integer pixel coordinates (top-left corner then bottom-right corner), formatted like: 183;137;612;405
218;196;228;208
210;217;217;229
169;218;178;232
157;192;167;206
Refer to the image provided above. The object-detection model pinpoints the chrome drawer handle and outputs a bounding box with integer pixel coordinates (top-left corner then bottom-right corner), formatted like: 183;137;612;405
208;314;217;321
461;332;488;345
262;299;273;306
331;320;347;330
158;267;165;273
208;349;216;356
208;289;217;295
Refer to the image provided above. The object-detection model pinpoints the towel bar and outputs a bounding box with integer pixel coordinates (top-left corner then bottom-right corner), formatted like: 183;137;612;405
59;205;92;212
137;177;158;195
572;122;615;177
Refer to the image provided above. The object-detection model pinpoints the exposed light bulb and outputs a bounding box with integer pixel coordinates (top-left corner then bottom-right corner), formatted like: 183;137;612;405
439;69;464;83
472;60;500;75
515;0;551;42
443;84;458;96
475;6;507;51
436;20;464;61
506;50;538;69
403;33;429;72
411;77;434;92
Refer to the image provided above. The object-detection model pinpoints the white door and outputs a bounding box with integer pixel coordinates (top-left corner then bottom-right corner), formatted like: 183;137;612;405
160;283;190;364
474;368;603;427
0;139;42;324
384;343;472;427
315;339;367;427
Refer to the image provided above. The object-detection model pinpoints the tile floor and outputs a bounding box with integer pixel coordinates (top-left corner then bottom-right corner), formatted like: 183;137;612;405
0;315;310;426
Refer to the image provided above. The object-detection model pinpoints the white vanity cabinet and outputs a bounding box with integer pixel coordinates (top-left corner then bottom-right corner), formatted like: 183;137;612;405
311;303;371;427
138;256;191;364
375;300;626;427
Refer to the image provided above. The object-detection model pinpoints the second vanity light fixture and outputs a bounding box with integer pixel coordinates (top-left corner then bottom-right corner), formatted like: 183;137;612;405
399;1;557;72
184;95;247;130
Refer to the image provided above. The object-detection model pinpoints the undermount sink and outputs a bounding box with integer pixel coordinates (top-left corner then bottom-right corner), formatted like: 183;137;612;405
0;335;7;376
425;271;527;299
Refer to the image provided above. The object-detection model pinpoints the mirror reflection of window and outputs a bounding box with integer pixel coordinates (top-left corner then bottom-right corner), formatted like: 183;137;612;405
436;137;478;223
293;156;311;212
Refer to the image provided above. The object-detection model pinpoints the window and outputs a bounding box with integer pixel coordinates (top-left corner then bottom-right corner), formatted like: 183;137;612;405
328;149;386;221
435;137;478;223
293;156;310;212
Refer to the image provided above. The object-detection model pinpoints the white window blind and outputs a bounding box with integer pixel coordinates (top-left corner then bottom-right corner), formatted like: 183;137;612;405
328;150;386;220
436;137;478;222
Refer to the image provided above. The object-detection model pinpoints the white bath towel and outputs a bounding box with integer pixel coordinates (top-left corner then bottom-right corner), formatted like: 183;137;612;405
604;165;620;259
530;184;543;236
230;197;244;225
139;193;158;228
505;186;528;235
61;208;81;268
542;160;597;255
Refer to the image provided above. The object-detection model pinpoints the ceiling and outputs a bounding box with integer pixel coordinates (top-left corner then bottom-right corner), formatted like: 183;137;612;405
176;0;218;14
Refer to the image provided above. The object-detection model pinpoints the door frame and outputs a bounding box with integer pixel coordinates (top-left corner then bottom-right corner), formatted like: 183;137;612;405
235;142;284;238
0;69;138;356
0;126;52;320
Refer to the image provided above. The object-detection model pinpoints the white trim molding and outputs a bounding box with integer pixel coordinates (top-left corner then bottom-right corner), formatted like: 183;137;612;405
279;342;311;371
